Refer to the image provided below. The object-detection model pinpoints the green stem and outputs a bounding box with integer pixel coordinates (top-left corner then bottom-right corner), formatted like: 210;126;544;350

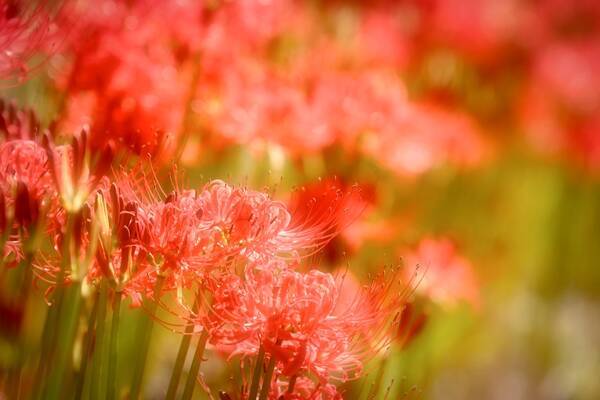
129;276;165;399
33;214;75;398
7;253;34;399
74;291;100;400
165;333;193;400
32;212;76;400
258;350;278;400
32;288;62;400
180;330;209;400
366;357;388;400
90;283;109;400
287;375;297;394
107;291;122;400
43;281;83;399
247;346;265;400
165;294;200;400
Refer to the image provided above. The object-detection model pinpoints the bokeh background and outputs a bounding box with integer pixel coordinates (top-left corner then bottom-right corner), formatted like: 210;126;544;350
2;1;600;399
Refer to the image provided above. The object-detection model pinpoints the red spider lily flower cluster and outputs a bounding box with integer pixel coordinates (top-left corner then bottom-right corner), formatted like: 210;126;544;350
87;176;362;307
207;265;397;377
56;0;195;158
0;0;520;397
204;263;412;397
0;101;417;399
0;99;110;265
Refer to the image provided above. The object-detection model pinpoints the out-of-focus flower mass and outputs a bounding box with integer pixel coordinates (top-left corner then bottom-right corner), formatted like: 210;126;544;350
0;0;71;84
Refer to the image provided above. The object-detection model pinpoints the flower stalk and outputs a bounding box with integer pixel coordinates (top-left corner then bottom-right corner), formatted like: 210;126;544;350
90;282;109;400
258;349;278;400
247;345;266;400
107;291;123;400
129;276;165;399
181;329;209;400
74;290;101;400
165;295;201;400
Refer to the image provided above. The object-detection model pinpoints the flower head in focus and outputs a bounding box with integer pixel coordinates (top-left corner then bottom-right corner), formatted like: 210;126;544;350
206;262;411;384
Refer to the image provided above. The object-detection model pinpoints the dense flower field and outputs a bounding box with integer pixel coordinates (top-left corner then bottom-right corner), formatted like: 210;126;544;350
1;0;599;399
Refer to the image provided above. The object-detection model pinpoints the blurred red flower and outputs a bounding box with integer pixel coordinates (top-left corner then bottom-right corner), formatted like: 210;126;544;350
404;237;480;308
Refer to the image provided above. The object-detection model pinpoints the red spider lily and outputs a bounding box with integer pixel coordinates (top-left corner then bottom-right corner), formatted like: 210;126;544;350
196;60;409;158
32;182;148;299
0;99;44;140
205;262;412;384
425;0;525;62
0;140;53;224
59;48;183;158
45;129;112;213
126;177;361;270
190;0;494;176
286;178;391;263
33;201;95;279
0;0;71;84
57;0;189;159
0;101;58;263
65;174;368;325
355;7;414;70
58;0;296;160
403;238;480;309
89;185;145;284
520;39;600;171
112;176;289;276
37;181;159;306
192;180;292;263
362;102;488;177
0;101;53;208
285;178;366;261
200;0;298;57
